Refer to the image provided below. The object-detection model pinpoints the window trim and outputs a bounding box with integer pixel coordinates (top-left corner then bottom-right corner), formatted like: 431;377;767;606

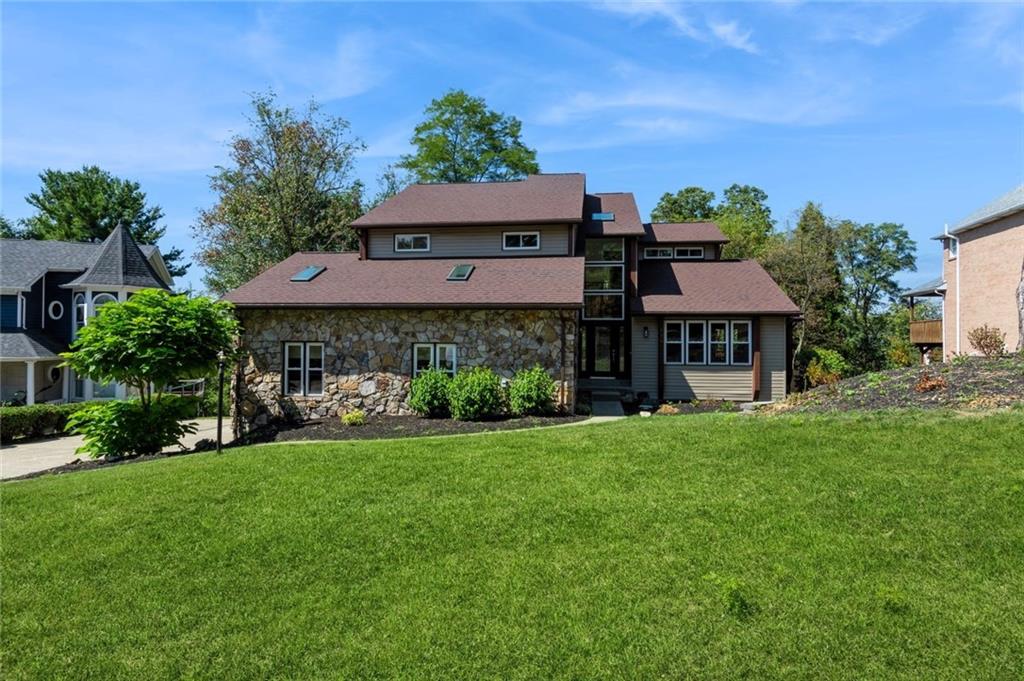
707;320;729;365
502;231;541;251
583;264;624;292
685;320;707;365
282;342;324;396
675;246;705;260
394;233;431;253
664;321;684;365
413;342;457;377
730;321;753;366
947;237;958;260
643;247;674;259
48;300;64;320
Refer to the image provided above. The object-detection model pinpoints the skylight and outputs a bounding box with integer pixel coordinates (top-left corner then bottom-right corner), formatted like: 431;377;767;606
290;265;326;282
447;264;475;281
592;212;615;221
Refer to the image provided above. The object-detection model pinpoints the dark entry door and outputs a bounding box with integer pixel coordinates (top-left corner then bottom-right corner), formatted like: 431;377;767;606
581;324;626;378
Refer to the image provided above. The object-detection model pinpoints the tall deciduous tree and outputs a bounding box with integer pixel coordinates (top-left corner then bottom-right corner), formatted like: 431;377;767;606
18;166;187;277
650;187;717;222
192;92;366;295
649;183;775;259
836;220;917;371
398;90;539;183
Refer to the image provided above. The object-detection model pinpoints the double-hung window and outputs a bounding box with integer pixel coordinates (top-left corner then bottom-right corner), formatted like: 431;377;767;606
283;342;324;396
503;231;540;250
665;322;683;363
686;321;706;364
708;321;729;365
731;321;752;365
413;343;457;377
394;233;430;252
675;246;704;259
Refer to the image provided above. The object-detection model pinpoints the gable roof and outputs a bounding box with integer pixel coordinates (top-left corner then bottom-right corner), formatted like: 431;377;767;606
0;237;163;292
944;184;1024;236
634;260;800;315
641;222;728;244
224;252;584;309
63;225;169;289
582;193;646;237
352;174;586;229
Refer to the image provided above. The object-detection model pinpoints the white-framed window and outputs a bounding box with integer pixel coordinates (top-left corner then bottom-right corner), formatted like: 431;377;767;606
675;246;705;260
48;300;64;320
394;233;430;252
93;293;117;309
665;322;683;364
17;293;26;328
413;343;457;377
503;231;540;250
731;321;752;365
283;342;325;396
644;247;673;259
686;321;706;364
948;238;958;260
708;321;729;365
73;294;87;336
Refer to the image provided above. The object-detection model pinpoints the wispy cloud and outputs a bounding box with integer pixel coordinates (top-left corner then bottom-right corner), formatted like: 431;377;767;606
811;7;923;47
595;1;759;54
958;3;1024;67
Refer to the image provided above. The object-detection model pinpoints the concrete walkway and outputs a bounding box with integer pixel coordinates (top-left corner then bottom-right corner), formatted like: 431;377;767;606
0;418;232;480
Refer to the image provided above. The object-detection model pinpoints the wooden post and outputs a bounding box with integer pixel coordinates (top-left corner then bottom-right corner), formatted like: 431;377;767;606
656;317;664;403
751;318;761;401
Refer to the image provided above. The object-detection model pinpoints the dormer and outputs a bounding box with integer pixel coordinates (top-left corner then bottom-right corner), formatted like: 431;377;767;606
639;222;729;261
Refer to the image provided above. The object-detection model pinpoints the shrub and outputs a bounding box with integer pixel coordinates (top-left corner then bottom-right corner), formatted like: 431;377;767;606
408;369;452;418
0;402;94;442
914;371;947;393
341;409;367;426
66;396;198;459
507;365;557;416
806;348;850;387
967;325;1006;358
448;367;505;421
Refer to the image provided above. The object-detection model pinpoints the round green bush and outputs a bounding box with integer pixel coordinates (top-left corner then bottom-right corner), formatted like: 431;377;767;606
448;367;505;421
408;369;452;418
341;409;367;426
65;396;198;459
508;365;557;416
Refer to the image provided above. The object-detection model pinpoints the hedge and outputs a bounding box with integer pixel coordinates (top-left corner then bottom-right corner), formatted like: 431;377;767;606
0;403;97;442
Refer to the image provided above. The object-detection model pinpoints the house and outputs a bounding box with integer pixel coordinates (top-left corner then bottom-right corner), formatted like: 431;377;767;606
224;173;799;428
904;185;1024;359
0;225;174;404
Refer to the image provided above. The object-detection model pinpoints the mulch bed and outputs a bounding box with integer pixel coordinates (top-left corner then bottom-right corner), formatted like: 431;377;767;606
244;414;588;444
766;355;1024;414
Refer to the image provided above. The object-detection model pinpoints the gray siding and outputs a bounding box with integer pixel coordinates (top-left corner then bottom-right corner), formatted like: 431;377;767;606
759;316;787;401
368;225;571;259
631;316;658;397
665;365;753;402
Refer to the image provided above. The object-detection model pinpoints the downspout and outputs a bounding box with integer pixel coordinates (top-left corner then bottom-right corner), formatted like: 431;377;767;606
944;223;961;355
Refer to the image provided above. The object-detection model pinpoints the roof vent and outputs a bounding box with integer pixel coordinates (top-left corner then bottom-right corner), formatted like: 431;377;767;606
447;264;475;281
290;265;326;282
592;212;615;221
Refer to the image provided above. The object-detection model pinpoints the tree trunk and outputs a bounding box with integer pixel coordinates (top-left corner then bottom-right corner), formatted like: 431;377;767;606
1017;255;1024;352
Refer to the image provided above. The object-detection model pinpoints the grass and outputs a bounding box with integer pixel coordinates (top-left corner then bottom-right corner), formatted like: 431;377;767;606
3;411;1023;679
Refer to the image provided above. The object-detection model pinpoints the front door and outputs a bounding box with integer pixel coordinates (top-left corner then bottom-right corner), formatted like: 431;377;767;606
581;323;626;378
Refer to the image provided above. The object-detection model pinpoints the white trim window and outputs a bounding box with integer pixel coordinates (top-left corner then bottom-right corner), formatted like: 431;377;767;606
686;321;707;364
283;342;325;396
708;321;729;365
413;343;457;377
664;322;683;363
394;233;430;252
16;293;26;328
731;321;752;365
675;246;705;260
503;231;540;250
73;294;87;336
48;300;64;320
644;247;673;259
947;238;958;260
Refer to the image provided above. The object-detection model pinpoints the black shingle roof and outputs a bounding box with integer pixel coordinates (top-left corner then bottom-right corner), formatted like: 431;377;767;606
0;330;66;360
0;237;162;291
63;225;169;289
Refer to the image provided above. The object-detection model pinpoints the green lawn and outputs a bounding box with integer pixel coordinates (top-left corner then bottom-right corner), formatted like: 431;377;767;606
4;412;1023;679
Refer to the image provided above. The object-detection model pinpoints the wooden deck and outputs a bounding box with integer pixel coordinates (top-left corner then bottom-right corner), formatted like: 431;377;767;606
910;319;943;345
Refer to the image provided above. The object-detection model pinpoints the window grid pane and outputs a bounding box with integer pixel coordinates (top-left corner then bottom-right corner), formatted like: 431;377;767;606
709;322;729;365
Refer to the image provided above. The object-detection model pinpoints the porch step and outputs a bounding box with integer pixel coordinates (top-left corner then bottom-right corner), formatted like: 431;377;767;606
591;397;625;417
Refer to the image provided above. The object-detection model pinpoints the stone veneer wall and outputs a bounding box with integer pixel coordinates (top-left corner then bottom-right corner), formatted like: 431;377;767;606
234;308;577;431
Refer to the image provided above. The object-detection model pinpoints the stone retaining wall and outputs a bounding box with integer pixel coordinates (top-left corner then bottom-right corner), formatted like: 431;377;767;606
234;308;577;431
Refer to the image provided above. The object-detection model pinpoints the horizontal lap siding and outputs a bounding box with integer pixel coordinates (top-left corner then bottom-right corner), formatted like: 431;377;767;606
759;316;787;401
368;225;571;258
665;366;753;402
631;316;658;397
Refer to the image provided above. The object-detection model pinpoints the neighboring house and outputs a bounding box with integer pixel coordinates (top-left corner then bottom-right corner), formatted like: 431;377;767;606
225;173;799;429
905;185;1024;359
0;226;173;404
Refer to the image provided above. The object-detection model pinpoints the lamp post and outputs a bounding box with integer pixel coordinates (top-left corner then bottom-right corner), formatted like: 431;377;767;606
216;350;226;453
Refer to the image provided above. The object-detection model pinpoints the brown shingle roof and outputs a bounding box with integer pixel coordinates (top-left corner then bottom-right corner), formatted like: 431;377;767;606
224;253;584;308
635;260;799;315
352;174;585;228
641;222;728;243
582;193;646;236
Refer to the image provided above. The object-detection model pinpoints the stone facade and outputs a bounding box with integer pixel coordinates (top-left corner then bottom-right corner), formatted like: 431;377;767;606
234;307;577;431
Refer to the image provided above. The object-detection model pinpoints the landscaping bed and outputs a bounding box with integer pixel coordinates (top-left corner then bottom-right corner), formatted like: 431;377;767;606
767;355;1024;414
243;413;587;443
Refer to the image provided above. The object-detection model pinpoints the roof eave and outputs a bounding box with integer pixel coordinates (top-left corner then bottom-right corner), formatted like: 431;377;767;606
229;302;584;310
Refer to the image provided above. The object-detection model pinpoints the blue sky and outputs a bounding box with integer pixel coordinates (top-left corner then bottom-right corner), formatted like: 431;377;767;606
2;1;1022;293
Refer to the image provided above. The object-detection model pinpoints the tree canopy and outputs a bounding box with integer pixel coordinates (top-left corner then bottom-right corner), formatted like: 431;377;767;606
16;166;187;277
192;91;366;295
398;90;539;183
649;183;774;259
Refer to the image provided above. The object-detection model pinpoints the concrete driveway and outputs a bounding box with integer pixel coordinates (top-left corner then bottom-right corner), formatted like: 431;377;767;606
0;418;233;480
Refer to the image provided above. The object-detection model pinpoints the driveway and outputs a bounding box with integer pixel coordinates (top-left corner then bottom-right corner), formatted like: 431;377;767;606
0;418;233;480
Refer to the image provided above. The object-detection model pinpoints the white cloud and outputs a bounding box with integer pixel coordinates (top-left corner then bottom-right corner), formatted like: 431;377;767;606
708;20;760;55
959;4;1024;67
595;1;759;53
812;8;923;47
